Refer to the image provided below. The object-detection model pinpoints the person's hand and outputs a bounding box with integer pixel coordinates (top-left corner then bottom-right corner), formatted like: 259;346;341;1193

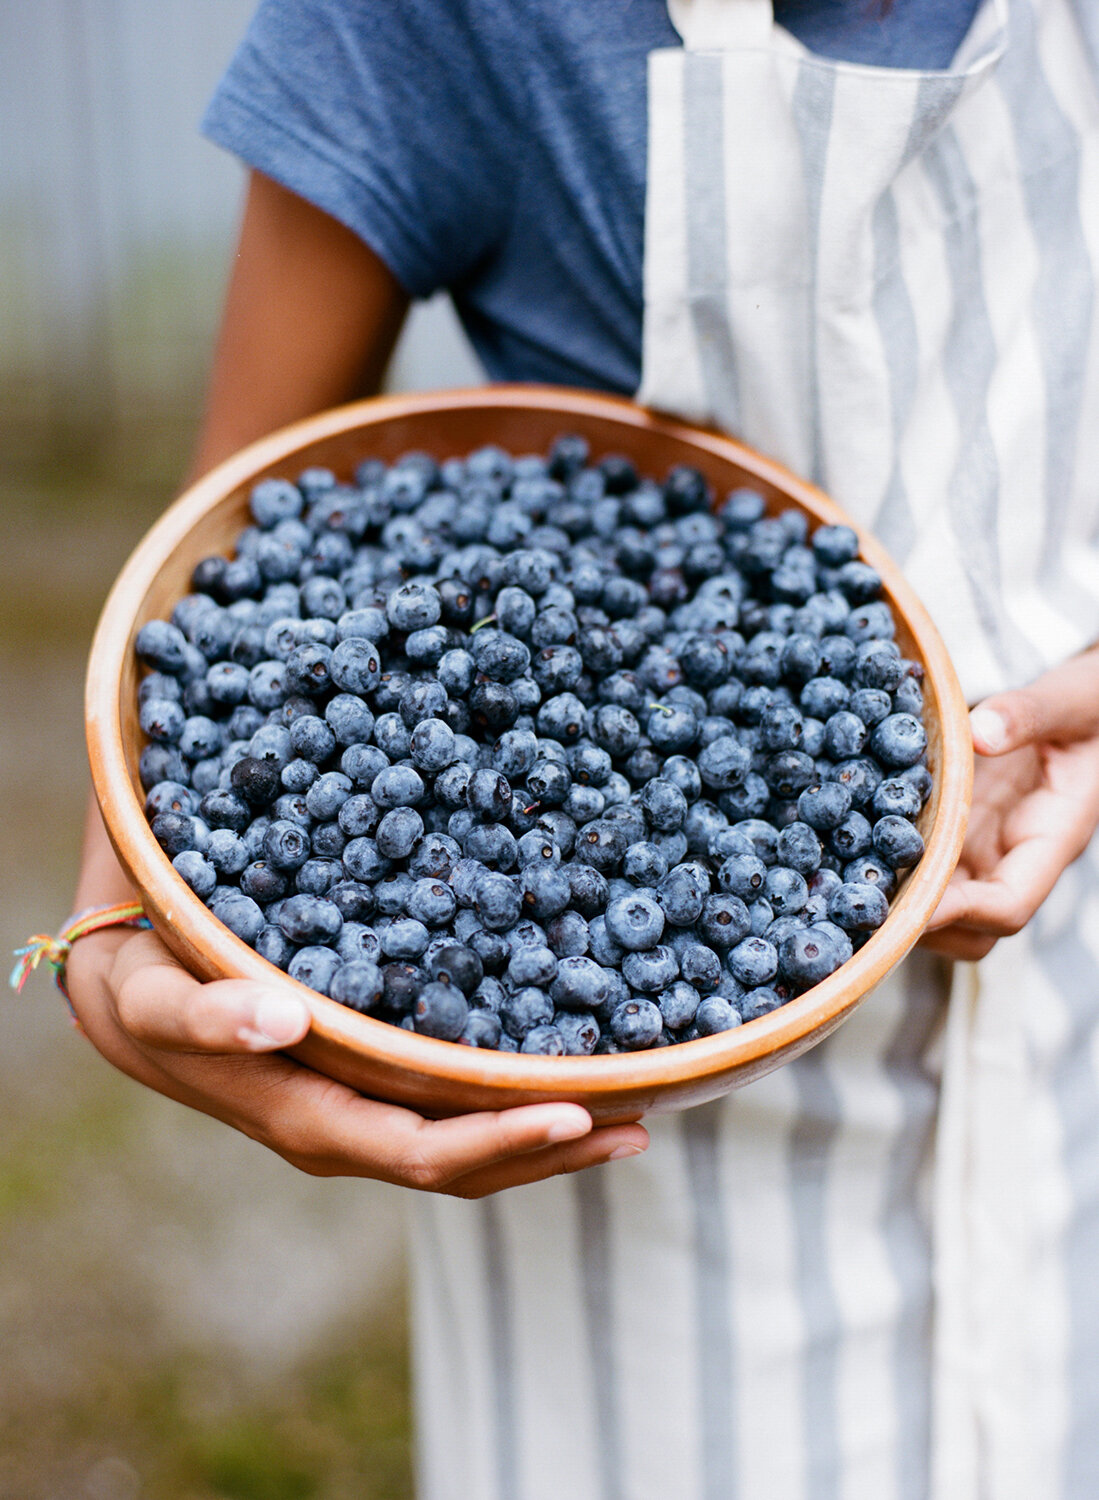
65;803;648;1196
921;648;1099;961
67;924;648;1196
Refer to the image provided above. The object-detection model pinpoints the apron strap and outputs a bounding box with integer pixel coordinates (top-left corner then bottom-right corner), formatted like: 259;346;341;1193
666;0;775;50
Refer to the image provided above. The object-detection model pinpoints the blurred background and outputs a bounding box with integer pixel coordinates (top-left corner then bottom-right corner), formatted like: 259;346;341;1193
1;3;481;1495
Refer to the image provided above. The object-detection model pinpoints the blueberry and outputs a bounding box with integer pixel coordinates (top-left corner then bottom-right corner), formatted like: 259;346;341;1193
830;810;874;861
518;863;572;923
694;996;742;1035
136;620;188;675
698;736;751;790
372;765;424;809
463;822;517;870
403;877;457;928
699;894;751;949
209;890;265;947
549;955;610;1011
872;815;925;867
843;856;897;897
330;961;385;1013
287;946;342;996
376;807;424;859
764;866;808;915
414;980;469;1041
255;923;296;971
869;713;927;769
426;945;484;995
285;642;333;698
387;582;441;632
831;756;883;809
381;918;431;961
718;852;768;901
900;763;934;804
737;986;785;1021
872;777;923;820
408;832;462;881
623;841;668;887
501;985;555;1041
797;780;852;831
172;849;217;900
589;704;640;759
329;880;376;924
575;819;628;874
828;881;890;931
555;1012;601;1055
520;1025;566;1055
588;915;625;967
568;863;609;918
679;942;722;994
659;981;700;1031
474;872;522;932
545;910;590;958
342;837;389;884
378;962;423;1015
639;778;687;832
526;758;571;808
605;893;664;951
438;647;475;696
776;821;822;875
462;1010;504;1048
277;894;342;946
469;930;510;974
206;828;249;877
471;681;520;733
609;999;663;1050
139;697;185;745
507;943;558;989
727;936;779;988
652;866;701;929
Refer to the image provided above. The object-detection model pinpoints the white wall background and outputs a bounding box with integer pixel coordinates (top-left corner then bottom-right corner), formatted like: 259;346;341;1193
1;0;482;439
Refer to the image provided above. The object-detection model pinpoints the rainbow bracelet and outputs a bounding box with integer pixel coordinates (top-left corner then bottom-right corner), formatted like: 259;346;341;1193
10;902;152;1009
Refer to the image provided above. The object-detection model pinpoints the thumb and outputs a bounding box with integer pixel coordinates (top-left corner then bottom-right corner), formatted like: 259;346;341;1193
969;650;1099;756
111;932;311;1053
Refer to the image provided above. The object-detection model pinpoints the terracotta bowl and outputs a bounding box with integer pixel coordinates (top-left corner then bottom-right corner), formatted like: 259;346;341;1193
86;385;972;1122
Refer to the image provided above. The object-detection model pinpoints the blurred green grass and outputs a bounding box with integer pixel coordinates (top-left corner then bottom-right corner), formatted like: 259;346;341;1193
0;416;413;1500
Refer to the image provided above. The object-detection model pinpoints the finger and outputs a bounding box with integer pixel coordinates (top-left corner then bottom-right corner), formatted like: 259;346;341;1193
917;925;999;962
924;833;1071;940
304;1097;614;1188
970;649;1099;756
924;874;976;932
110;931;310;1053
442;1128;650;1198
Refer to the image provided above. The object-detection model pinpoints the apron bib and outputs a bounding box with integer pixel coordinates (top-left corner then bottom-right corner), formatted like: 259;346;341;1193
411;6;1099;1497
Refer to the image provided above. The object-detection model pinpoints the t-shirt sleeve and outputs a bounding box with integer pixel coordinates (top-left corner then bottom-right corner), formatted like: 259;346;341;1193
202;0;515;298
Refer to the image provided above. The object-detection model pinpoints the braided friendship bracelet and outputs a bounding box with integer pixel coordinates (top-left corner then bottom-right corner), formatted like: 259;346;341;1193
10;902;152;1009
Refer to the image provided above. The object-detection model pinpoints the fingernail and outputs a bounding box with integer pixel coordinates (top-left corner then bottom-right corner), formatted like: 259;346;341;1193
248;993;310;1046
546;1114;590;1143
970;706;1006;751
608;1143;646;1161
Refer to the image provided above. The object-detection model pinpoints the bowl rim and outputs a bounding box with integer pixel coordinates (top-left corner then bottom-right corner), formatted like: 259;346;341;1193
86;383;972;1099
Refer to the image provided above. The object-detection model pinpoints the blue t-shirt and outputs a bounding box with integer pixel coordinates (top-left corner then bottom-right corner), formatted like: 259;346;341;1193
203;0;981;395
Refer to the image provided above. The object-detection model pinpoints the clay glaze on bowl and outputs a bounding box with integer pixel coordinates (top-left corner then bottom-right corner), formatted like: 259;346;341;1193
86;386;971;1122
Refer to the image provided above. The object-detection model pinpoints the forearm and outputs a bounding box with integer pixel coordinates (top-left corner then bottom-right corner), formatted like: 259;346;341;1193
78;173;410;911
75;796;139;912
189;169;409;481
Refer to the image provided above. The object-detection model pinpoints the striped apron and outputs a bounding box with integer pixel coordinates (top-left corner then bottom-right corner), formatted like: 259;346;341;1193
412;2;1099;1496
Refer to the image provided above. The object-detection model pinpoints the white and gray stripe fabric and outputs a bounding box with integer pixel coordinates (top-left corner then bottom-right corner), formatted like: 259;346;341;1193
411;2;1099;1495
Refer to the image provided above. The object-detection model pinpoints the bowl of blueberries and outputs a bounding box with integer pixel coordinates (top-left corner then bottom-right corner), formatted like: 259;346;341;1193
86;385;972;1122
